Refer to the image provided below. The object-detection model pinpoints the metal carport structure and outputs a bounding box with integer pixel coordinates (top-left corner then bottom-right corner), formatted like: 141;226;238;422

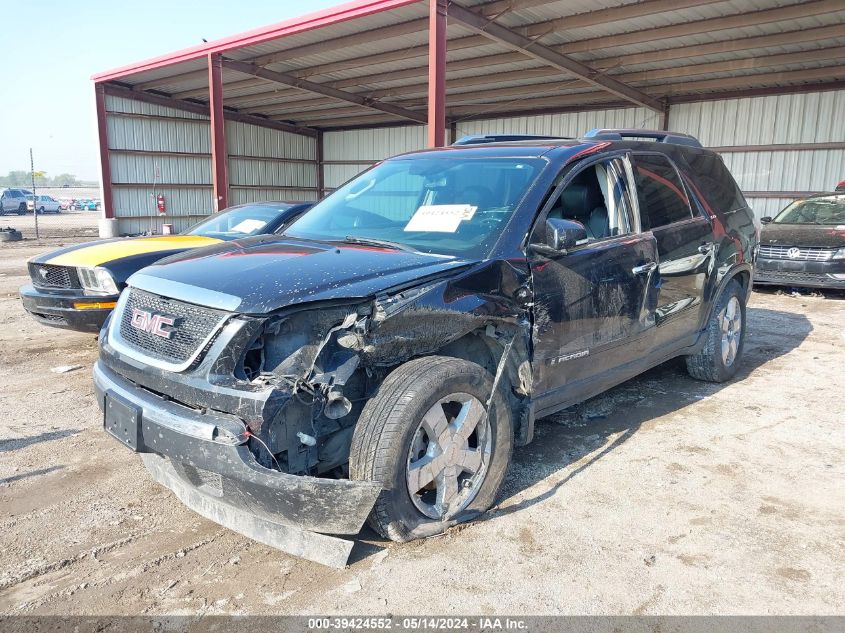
91;0;845;235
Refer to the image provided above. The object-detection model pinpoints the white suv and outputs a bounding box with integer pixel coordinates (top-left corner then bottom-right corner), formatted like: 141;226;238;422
0;188;32;215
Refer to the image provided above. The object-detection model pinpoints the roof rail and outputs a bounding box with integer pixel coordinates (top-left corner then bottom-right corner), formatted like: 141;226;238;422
451;134;572;146
583;128;703;148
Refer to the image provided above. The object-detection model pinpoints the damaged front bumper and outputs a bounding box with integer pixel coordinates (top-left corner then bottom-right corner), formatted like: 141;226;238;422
93;360;381;568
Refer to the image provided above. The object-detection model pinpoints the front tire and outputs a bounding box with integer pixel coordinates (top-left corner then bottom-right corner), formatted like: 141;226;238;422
685;280;746;382
350;356;513;542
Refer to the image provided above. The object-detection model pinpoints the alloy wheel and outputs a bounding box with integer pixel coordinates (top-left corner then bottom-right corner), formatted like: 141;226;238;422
406;393;492;520
720;296;742;367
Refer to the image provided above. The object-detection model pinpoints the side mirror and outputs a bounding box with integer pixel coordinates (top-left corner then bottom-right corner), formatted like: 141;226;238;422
545;218;588;252
760;216;773;224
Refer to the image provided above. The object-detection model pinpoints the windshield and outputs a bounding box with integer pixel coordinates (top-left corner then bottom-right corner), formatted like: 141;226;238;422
773;196;845;225
284;157;544;257
185;204;289;239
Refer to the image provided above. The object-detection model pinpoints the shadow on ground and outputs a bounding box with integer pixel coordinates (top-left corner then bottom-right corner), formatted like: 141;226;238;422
350;305;812;562
753;285;845;301
0;430;79;454
0;465;65;486
495;305;812;515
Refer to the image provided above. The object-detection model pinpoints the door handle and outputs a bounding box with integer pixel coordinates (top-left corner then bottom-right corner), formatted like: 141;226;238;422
632;261;658;275
698;243;714;254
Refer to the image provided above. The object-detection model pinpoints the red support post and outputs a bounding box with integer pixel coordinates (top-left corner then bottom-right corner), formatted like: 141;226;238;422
427;0;447;148
316;130;325;199
659;102;670;131
94;83;114;219
208;53;229;211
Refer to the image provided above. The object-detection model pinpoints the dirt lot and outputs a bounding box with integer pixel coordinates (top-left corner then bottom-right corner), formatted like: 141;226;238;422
1;210;100;241
0;239;842;616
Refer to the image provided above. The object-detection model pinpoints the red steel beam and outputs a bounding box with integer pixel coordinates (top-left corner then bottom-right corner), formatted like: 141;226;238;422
94;83;115;219
427;0;447;147
316;130;325;199
208;53;229;212
91;0;421;82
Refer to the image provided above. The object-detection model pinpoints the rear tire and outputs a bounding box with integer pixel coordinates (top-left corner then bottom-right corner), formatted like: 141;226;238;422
685;279;746;382
350;356;512;542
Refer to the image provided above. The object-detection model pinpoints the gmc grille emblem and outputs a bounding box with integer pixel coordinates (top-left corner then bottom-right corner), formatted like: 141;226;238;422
130;308;176;339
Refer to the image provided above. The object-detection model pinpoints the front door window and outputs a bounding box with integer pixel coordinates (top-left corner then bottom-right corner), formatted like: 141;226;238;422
528;155;659;403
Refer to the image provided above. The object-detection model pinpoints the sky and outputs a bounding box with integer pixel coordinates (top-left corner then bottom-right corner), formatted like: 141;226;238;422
0;0;345;182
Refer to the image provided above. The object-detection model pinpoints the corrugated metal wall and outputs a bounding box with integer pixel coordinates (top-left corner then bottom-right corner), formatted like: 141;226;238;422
104;95;318;234
106;94;212;235
227;121;318;205
453;107;661;139
322;107;660;191
108;89;843;233
321;91;844;221
669;90;845;220
323;126;427;191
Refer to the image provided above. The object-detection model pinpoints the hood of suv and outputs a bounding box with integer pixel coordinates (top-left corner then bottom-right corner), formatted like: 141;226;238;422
760;222;845;248
129;235;474;313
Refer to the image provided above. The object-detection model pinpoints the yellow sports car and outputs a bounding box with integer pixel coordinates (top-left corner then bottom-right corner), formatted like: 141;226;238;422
21;201;311;332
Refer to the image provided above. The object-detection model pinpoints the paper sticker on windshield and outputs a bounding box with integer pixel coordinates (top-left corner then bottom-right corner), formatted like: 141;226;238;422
404;204;477;233
230;219;266;233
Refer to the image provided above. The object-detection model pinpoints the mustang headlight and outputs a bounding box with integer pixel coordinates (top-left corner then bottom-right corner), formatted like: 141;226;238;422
832;248;845;260
77;266;119;295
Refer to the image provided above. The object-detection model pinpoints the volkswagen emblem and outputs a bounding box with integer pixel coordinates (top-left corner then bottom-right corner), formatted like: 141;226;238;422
786;247;801;259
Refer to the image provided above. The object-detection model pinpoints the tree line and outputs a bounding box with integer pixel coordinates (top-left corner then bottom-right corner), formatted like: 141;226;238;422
0;171;97;187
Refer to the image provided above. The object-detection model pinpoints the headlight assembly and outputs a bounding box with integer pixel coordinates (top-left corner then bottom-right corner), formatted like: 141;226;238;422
832;248;845;260
77;266;119;295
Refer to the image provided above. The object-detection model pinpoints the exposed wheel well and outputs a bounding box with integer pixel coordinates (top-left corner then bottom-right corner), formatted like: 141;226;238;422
437;331;498;377
734;270;750;295
435;329;531;436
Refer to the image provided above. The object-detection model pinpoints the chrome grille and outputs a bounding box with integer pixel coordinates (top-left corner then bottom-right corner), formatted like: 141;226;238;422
29;263;80;289
758;245;835;261
117;288;228;366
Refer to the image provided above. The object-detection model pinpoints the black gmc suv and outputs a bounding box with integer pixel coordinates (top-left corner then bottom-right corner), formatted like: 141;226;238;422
94;129;757;567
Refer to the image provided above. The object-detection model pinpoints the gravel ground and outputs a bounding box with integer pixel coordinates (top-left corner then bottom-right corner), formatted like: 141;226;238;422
0;240;843;616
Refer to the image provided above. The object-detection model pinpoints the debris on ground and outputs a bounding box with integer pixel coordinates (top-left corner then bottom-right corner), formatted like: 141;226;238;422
50;365;82;374
49;364;84;374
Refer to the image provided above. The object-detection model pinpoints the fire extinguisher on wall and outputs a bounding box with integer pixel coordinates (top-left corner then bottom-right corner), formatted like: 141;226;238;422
156;194;166;214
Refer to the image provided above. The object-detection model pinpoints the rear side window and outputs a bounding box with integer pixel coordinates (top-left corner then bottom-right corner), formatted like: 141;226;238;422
682;152;747;213
633;154;693;230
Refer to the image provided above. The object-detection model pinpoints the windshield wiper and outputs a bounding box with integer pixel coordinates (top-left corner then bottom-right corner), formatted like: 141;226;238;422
341;235;418;253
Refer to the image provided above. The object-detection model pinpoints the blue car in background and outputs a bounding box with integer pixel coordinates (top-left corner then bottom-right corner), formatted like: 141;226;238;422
72;199;101;211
